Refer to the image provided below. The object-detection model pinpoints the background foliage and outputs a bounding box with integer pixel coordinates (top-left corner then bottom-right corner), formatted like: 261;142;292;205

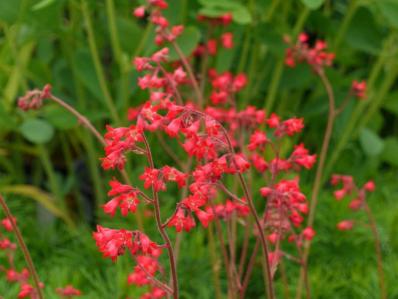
0;0;397;298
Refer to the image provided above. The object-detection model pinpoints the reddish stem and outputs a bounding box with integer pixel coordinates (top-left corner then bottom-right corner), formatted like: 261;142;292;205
0;195;44;299
363;202;387;299
296;69;336;299
142;134;179;299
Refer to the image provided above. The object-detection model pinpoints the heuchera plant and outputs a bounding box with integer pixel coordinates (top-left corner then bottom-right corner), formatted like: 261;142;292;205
11;1;385;299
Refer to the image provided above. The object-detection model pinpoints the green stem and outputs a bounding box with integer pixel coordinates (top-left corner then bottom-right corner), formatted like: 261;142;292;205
333;0;358;50
81;0;120;124
264;6;309;113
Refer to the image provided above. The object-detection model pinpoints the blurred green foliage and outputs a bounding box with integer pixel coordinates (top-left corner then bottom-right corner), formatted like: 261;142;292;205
0;0;398;298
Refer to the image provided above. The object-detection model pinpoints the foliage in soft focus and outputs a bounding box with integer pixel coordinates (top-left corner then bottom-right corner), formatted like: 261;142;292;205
0;0;398;298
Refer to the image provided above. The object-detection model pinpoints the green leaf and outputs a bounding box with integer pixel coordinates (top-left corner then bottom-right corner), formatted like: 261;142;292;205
0;0;22;24
43;105;78;130
359;128;384;157
19;118;54;144
198;0;252;24
345;7;383;55
169;27;201;61
32;0;56;11
376;0;398;29
300;0;325;10
381;138;398;166
231;7;252;24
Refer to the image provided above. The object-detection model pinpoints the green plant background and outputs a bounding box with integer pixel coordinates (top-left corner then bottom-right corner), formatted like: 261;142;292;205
0;0;397;298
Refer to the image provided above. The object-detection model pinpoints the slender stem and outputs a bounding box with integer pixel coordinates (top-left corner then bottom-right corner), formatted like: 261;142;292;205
207;224;223;299
333;0;358;50
363;202;387;299
49;94;105;145
220;127;275;299
240;239;260;299
295;69;336;299
136;260;174;294
0;195;44;299
209;203;235;298
171;42;204;108
142;134;178;299
81;0;120;123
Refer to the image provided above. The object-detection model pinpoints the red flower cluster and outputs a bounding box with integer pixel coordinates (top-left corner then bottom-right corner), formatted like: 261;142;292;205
56;285;82;298
93;226;159;262
208;70;247;104
351;80;367;99
133;0;184;46
284;33;335;72
331;175;376;230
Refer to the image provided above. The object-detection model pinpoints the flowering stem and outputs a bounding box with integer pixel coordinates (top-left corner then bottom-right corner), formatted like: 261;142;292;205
0;195;44;299
171;41;204;108
142;134;179;299
363;202;387;299
49;94;105;146
220;128;275;299
136;260;174;294
296;69;336;299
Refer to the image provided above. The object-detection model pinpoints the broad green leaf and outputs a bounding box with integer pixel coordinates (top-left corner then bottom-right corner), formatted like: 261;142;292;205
376;0;398;29
169;27;201;61
0;185;74;227
359;128;384;156
19;118;54;144
0;0;22;24
345;8;383;54
43;105;78;130
300;0;325;10
32;0;56;11
382;92;398;116
232;7;252;24
116;17;141;54
381;138;398;166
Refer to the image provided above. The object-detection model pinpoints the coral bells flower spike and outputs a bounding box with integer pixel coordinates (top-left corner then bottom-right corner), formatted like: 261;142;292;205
167;208;196;232
351;80;367;99
337;220;354;231
133;6;146;18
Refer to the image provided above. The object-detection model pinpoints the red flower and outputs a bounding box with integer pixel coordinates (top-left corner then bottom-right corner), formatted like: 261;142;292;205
93;226;133;261
248;131;268;151
56;285;82;297
167;208;196;232
351;80;367;99
302;227;316;241
337;220;354;231
103;179;140;217
1;216;16;232
139;168;166;192
221;32;233;49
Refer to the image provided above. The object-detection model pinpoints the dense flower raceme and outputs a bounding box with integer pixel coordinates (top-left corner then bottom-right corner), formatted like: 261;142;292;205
331;174;376;230
0;215;80;298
